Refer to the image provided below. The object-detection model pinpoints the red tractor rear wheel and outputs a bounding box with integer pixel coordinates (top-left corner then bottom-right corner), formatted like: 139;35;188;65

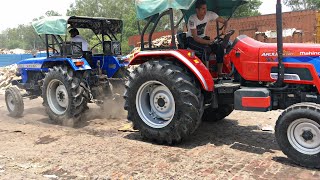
124;60;204;144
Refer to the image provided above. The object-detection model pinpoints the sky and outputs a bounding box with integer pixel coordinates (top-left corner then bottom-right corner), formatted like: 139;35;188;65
258;0;291;15
0;0;291;33
0;0;75;32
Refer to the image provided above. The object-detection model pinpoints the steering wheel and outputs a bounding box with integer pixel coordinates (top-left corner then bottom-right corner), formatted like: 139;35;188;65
71;43;83;55
212;30;235;48
90;42;103;51
48;46;60;56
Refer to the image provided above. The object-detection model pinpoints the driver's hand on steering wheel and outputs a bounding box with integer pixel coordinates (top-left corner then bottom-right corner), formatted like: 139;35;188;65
209;39;218;45
222;29;227;36
208;40;214;45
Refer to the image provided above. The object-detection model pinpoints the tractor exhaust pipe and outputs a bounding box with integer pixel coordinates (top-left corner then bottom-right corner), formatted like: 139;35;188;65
275;0;285;87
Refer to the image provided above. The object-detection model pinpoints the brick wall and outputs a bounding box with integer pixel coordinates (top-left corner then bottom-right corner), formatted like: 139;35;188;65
128;10;319;47
128;30;173;48
221;10;318;43
317;11;320;43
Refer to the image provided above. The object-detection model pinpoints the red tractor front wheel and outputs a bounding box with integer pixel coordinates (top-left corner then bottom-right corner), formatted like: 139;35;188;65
275;103;320;169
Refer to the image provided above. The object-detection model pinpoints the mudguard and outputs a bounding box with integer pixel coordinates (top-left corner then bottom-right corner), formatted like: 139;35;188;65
130;49;214;91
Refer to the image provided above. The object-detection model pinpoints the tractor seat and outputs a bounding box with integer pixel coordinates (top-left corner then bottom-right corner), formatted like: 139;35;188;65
176;32;204;61
82;51;93;67
177;32;188;49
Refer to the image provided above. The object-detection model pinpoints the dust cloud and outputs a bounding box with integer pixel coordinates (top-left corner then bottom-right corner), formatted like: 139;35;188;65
84;96;127;121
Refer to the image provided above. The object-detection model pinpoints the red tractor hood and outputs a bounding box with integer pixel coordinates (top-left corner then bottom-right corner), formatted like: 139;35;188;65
229;35;320;86
232;35;320;59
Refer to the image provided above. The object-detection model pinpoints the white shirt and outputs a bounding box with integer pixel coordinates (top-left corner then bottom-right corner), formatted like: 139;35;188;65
71;35;89;51
186;11;219;38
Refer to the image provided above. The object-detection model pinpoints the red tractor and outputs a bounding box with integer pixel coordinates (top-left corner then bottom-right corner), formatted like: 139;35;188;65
125;0;320;168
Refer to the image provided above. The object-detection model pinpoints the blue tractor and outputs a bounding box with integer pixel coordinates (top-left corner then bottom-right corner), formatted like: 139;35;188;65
5;16;128;126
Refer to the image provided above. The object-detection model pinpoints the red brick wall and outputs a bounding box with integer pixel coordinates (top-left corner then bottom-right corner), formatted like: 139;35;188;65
128;10;318;47
128;30;172;48
220;10;318;43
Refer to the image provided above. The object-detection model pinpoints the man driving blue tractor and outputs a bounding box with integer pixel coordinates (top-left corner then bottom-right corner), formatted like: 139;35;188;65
69;28;89;51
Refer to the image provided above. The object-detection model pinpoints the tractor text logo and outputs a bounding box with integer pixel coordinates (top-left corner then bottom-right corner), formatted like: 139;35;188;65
261;52;278;57
262;51;294;57
300;51;320;56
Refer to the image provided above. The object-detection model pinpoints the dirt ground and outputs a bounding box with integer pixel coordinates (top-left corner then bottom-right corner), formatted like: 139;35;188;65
0;94;319;179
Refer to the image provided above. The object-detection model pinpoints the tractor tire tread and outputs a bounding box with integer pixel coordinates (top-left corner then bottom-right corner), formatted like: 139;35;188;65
275;102;320;169
124;60;203;144
5;86;24;117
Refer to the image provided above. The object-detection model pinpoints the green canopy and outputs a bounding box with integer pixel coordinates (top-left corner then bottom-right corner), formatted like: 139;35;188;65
135;0;248;21
32;16;123;36
135;0;195;20
32;16;69;35
184;0;248;21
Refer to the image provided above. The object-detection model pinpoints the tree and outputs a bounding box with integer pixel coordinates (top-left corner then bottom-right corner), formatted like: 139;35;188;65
284;0;320;10
45;10;62;17
233;0;262;18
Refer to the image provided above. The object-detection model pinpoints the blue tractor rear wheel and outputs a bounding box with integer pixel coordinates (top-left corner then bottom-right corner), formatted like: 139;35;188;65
42;66;88;127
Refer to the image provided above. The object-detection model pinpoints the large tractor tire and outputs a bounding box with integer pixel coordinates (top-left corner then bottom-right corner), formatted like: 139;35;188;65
42;66;87;127
5;86;24;117
202;104;234;122
124;60;204;144
275;102;320;169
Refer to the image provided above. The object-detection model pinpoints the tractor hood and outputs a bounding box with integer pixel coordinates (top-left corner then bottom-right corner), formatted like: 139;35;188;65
230;35;320;81
135;0;247;21
232;35;320;59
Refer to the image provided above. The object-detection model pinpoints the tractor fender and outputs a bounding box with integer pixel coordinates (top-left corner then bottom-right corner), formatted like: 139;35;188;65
130;50;214;91
42;57;92;71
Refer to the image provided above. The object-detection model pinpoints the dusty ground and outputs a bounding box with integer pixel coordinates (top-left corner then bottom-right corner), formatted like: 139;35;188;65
0;94;319;179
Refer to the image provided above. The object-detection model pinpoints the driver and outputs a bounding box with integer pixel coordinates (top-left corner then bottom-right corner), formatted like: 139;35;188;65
69;28;89;51
186;0;228;77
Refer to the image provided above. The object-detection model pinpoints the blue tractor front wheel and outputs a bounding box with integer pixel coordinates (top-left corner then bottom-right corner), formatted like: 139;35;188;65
5;86;24;117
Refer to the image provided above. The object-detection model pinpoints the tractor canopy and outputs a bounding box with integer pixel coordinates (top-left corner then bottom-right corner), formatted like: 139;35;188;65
135;0;248;21
32;16;123;36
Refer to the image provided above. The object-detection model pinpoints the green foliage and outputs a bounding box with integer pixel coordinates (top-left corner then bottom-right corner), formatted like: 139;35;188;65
0;24;44;50
45;10;62;17
233;0;262;18
284;0;320;10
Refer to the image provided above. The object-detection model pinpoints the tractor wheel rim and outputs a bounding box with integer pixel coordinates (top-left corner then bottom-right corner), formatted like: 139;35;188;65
47;79;68;115
136;81;175;129
7;94;15;111
287;118;320;155
56;85;68;108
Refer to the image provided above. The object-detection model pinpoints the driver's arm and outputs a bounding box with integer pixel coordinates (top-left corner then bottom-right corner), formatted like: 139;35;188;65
191;29;211;45
216;17;228;34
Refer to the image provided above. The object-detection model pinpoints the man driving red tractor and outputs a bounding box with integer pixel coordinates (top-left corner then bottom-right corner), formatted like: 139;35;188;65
186;0;228;77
